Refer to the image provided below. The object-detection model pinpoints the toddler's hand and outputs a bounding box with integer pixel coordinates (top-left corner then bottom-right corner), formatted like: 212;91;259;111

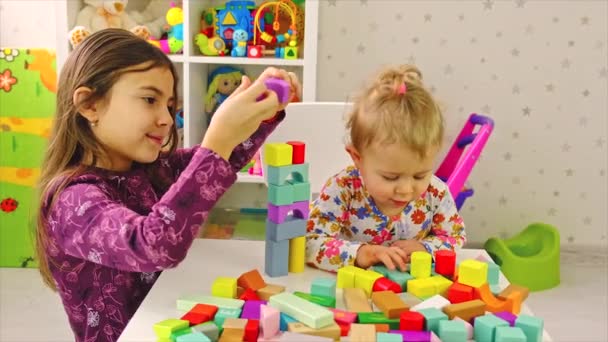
356;244;408;272
391;240;428;262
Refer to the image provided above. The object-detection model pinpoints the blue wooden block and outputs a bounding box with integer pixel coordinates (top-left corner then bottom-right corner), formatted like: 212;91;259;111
487;262;501;285
265;239;289;277
311;277;337;298
279;312;298;331
289;180;311;202
266;217;306;242
267;163;309;186
376;332;403;342
176;331;211;342
386;270;414;291
268;182;310;205
417;307;448;334
438;320;467;342
495;326;527;342
474;314;509;342
514;315;543;342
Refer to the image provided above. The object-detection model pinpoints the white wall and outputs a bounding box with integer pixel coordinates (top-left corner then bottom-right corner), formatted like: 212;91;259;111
0;0;56;48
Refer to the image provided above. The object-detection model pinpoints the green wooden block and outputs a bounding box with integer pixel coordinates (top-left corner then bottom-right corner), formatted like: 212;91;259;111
438;320;467;342
153;319;189;339
289;180;310;202
386;270;414;291
357;312;400;330
267;163;309;186
376;332;403;342
176;331;212;341
177;295;244;311
487;261;501;285
417;307;448;334
171;328;193;340
191;322;220;341
474;314;509;342
293;291;336;308
268;183;295;205
515;314;544;342
268;292;334;329
397;292;423;307
370;265;390;277
311;277;336;298
213;307;241;327
495;326;527;342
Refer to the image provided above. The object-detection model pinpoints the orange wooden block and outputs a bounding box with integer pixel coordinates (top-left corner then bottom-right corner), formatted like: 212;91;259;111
371;291;409;319
257;284;286;301
287;322;341;341
498;286;526;314
442;299;486;322
374;324;390;333
190;304;218;319
498;284;530;301
343;288;372;312
238;269;267;291
349;323;376;342
473;283;513;313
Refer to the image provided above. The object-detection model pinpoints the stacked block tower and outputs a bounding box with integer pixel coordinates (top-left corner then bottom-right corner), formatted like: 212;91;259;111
263;141;310;277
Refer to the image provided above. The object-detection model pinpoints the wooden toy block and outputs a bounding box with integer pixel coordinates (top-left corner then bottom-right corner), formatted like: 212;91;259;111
190;304;219;319
241;300;267;320
348;323;376;342
280;312;298;331
244;319;260;342
238;269;267;291
387;330;431;341
223;317;247;332
260;304;281;339
214;307;242;327
473;283;514;313
495;326;527;342
438;320;467;342
328;308;357;325
240;288;261;301
269;292;335;329
311;277;337;298
265;143;293;167
417;307;448;335
287;322;341;341
487;261;500;285
181;311;211;326
371;291;409;319
357;312;400;329
257;284;286;301
473;314;509;342
442;299;486;322
284;46;298;60
399;311;424;331
268;201;310;224
407;277;437;299
498;289;524;315
191;322;220;341
237;286;245;298
336;322;349;337
434;250;456;277
265;239;289;277
171;328;193;341
218;330;243;342
153;319;190;339
452;317;473;339
267;163;310;186
372;277;403;293
266;217;307;242
177;296;245;311
294;291;336;308
385;270;414;291
287;141;305;164
458;260;488;288
514;314;543;342
289;236;306;273
343;287;372;312
411;251;432;279
370;265;390;276
495;311;517;326
278;332;332;341
448;282;474;304
374;324;390;333
336;265;360;288
397;292;423;307
176;331;212;342
491;284;503;295
258;333;284;341
429;275;453;296
411;294;450;312
376;332;403;342
268;183;295;206
289;180;311;202
354;269;383;296
211;277;237;298
498;284;530;302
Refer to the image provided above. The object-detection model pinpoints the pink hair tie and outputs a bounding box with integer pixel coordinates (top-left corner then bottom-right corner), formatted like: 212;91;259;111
398;83;407;95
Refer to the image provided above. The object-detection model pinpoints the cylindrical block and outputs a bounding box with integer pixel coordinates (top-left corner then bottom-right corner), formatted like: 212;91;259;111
288;236;306;273
287;141;306;164
435;250;456;277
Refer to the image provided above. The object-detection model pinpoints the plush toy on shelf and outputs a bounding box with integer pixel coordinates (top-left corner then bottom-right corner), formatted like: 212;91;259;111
147;2;184;54
205;66;245;125
127;0;170;39
68;0;151;48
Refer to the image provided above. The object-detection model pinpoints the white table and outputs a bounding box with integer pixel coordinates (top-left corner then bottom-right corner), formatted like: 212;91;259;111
119;239;552;341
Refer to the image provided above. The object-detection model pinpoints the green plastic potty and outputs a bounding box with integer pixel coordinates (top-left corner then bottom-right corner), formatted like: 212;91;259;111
484;222;560;292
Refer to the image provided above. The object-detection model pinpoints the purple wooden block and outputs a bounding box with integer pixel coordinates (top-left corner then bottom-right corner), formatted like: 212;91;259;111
388;330;431;342
268;201;310;224
241;300;267;320
265;78;291;104
494;311;517;327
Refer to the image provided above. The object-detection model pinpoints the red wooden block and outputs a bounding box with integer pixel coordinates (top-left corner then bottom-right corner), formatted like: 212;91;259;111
372;277;402;293
239;288;261;301
181;311;210;326
448;282;474;304
190;304;218;320
287;141;305;164
400;311;425;331
244;319;260;342
435;250;456;277
337;322;351;336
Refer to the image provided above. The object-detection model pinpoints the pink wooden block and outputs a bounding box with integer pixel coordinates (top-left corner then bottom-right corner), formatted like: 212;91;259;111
430;331;442;342
267;201;310;224
260;304;281;339
279;332;332;341
329;308;357;325
258;331;283;342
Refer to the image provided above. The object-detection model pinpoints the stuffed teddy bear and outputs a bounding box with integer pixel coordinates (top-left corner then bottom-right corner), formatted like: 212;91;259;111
127;0;171;39
68;0;151;48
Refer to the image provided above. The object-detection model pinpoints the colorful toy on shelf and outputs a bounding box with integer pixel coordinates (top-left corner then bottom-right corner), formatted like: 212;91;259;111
194;33;227;56
148;1;184;54
204;66;245;124
231;29;249;57
215;1;256;48
251;0;299;59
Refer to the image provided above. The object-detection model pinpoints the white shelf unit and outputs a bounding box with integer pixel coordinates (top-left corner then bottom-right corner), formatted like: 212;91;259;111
55;0;319;184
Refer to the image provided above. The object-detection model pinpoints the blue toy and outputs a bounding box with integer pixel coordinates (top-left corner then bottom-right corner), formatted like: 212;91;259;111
215;1;255;47
231;29;249;57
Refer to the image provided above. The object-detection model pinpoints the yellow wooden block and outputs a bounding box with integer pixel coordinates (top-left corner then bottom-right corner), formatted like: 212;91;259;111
289;236;306;273
336;265;360;288
458;260;488;288
211;277;237;298
407;277;437;299
429;275;453;296
354;269;383;297
287;322;341;340
410;251;432;279
349;323;376;342
264;143;293;167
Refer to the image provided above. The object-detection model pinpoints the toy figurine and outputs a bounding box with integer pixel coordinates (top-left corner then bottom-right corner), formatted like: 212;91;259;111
205;66;245;124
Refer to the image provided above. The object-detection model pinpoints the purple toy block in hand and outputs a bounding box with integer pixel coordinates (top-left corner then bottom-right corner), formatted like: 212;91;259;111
258;78;291;104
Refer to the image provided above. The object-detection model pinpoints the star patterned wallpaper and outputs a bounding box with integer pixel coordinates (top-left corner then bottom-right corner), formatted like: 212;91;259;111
316;0;608;247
